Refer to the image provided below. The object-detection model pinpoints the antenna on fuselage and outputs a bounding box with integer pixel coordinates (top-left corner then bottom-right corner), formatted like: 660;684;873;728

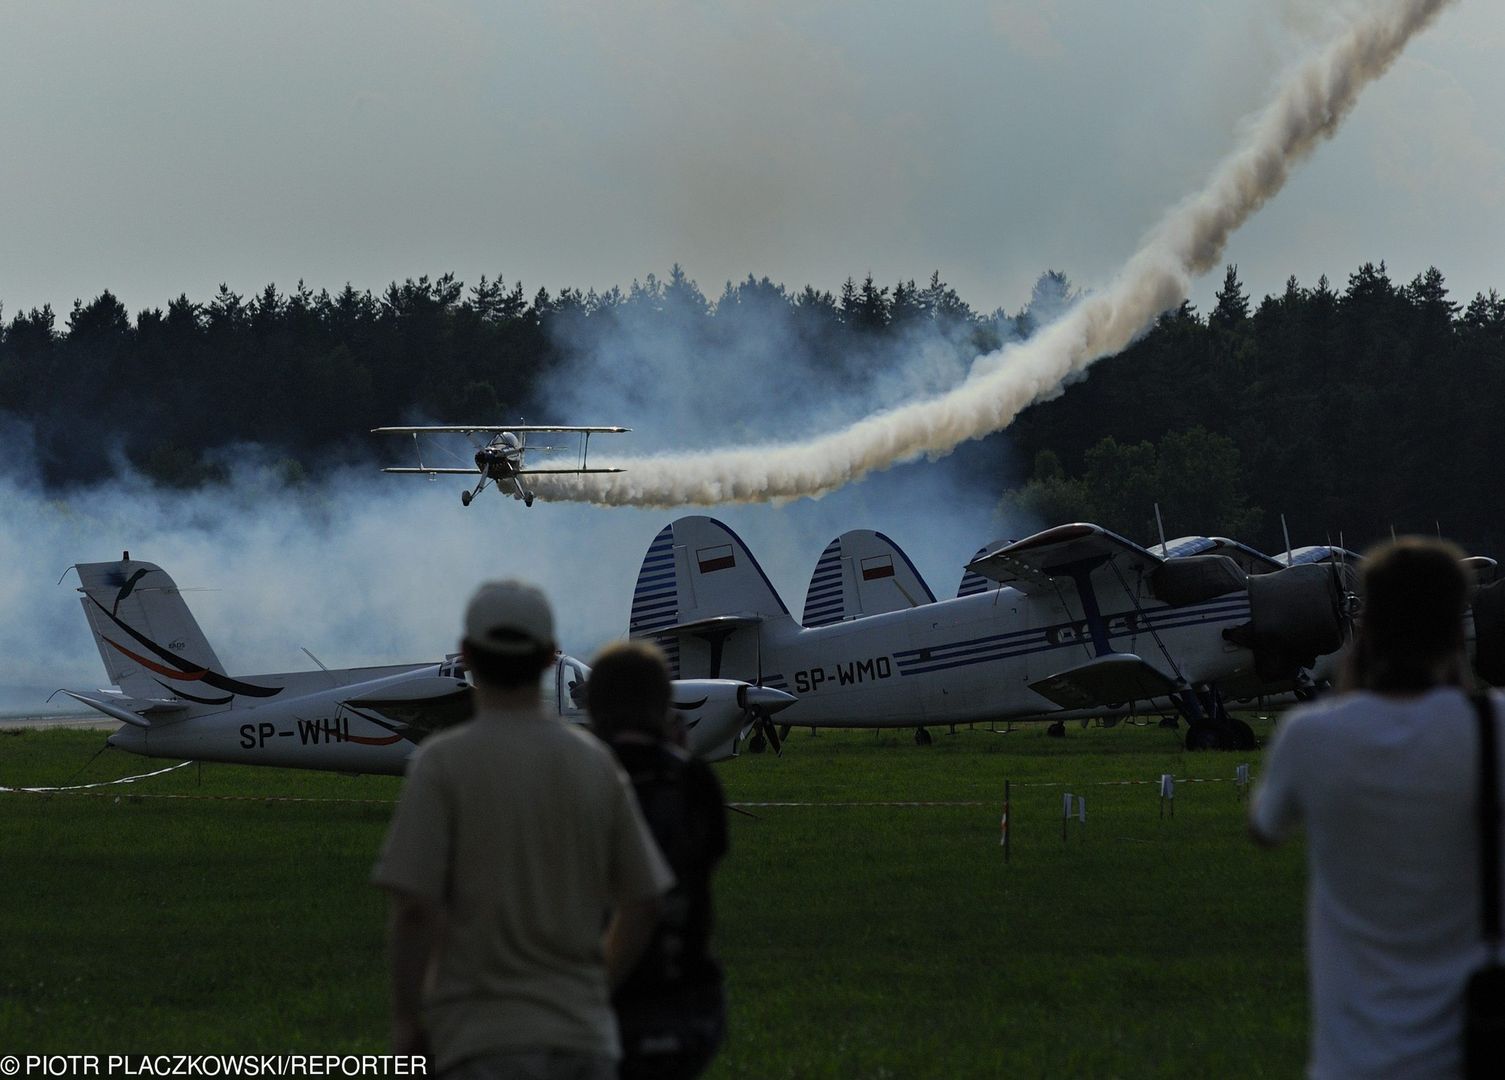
1281;514;1293;566
1154;503;1168;555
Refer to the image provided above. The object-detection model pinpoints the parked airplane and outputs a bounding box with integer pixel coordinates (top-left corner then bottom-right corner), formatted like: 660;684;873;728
372;425;629;507
630;517;1347;749
61;556;792;771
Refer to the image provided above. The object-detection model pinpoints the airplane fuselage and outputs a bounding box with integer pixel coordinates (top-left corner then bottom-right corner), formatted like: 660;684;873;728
103;660;760;770
734;587;1255;728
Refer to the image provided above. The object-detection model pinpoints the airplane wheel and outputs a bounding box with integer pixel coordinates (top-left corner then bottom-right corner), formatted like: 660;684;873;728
524;492;535;507
461;491;472;507
914;727;933;746
1230;717;1258;750
748;732;767;754
1184;725;1223;751
1046;721;1066;738
1158;716;1179;729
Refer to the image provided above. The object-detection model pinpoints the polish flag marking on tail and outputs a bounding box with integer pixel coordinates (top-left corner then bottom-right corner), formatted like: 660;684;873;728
697;545;736;574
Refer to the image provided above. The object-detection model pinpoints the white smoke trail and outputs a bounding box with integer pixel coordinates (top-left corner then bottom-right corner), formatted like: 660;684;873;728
536;0;1453;509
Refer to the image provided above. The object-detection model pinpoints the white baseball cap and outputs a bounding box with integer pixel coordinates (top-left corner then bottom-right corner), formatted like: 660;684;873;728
463;580;556;655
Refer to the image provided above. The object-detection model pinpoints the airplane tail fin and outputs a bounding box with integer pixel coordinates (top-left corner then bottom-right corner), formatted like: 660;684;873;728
802;530;935;626
629;517;792;679
74;555;278;712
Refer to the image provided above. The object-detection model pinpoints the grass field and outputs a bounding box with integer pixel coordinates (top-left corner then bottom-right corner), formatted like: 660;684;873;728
0;721;1309;1077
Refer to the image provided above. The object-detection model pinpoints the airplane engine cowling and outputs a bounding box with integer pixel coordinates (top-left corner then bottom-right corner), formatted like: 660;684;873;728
1472;580;1505;686
1232;563;1345;683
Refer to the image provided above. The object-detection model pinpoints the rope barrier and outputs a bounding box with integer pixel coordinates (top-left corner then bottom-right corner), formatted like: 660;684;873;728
0;761;194;793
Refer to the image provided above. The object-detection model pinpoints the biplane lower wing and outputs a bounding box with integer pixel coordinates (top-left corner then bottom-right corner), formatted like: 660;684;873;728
382;467;477;475
517;467;626;475
1028;653;1179;709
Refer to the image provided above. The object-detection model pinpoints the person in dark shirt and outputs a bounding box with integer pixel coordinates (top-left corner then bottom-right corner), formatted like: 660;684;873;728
587;641;729;1080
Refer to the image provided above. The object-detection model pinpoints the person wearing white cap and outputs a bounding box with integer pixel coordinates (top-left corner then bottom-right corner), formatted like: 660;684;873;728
373;580;674;1079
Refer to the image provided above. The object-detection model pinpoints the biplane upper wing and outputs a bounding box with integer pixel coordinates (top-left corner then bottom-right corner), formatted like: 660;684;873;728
964;523;1163;597
1156;535;1283;574
370;425;630;435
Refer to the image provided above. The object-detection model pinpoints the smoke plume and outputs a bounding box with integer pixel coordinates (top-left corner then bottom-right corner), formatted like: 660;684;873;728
535;0;1453;509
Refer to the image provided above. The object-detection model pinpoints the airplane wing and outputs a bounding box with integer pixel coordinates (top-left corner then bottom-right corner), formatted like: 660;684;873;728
965;523;1162;596
1206;537;1285;575
1153;535;1217;559
345;679;474;738
642;614;764;639
515;467;626;475
371;426;630;435
1028;653;1180;709
60;689;189;728
1156;535;1283;574
381;467;477;475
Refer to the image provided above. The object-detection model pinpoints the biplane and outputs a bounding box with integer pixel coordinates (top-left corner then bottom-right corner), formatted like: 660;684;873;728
372;425;629;507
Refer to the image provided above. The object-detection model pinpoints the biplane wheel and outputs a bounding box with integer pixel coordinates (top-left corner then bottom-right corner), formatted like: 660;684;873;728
913;726;933;746
524;492;535;507
461;490;473;507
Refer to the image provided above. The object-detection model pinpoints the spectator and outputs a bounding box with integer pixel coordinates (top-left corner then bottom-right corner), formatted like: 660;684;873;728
587;641;729;1080
373;581;673;1078
1251;538;1503;1078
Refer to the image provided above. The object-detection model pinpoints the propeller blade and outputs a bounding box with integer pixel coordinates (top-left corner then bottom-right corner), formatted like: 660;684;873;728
763;713;783;756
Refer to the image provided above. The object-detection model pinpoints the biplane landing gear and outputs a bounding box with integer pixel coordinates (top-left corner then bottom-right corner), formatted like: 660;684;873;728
461;490;473;507
524;491;535;507
914;726;933;746
1179;688;1258;751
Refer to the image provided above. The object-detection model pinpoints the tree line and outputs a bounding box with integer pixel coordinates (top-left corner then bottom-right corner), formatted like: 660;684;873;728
2;261;1502;556
1006;263;1505;556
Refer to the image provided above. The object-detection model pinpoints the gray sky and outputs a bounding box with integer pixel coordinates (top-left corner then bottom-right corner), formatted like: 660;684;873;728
2;1;1501;322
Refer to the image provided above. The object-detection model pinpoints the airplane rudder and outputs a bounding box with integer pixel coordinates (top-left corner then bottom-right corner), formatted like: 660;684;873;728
75;556;225;690
803;538;846;627
629;523;683;676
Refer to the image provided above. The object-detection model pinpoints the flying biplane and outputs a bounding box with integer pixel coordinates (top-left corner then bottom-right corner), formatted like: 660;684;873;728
372;425;629;507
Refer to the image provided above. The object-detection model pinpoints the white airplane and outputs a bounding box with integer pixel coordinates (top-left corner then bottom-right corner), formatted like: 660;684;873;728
60;556;794;771
372;425;629;507
629;517;1350;750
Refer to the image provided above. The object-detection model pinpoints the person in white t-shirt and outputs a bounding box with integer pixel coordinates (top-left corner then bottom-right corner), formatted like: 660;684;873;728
1251;537;1504;1079
373;581;674;1079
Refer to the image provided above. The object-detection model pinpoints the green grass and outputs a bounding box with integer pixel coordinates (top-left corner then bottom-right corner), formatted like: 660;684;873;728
0;722;1309;1076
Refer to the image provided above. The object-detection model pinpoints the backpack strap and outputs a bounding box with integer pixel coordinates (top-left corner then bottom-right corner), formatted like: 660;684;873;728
1473;693;1502;950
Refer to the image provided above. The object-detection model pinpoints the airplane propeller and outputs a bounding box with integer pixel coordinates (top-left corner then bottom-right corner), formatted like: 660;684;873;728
740;630;793;755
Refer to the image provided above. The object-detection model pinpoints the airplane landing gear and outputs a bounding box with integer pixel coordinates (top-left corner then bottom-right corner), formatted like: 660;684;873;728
524;491;535;507
914;726;933;746
461;490;473;507
748;732;767;754
1179;688;1258;750
1047;721;1066;738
